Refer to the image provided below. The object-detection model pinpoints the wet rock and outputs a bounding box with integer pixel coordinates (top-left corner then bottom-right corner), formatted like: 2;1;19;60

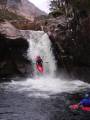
0;21;34;80
0;33;32;80
42;15;90;79
0;21;22;38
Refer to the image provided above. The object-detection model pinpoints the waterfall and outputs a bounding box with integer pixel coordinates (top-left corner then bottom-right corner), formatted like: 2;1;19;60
27;30;56;77
4;30;90;99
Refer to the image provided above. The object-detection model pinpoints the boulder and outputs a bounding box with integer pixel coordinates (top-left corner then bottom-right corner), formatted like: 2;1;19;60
0;22;32;79
42;15;90;79
0;21;22;39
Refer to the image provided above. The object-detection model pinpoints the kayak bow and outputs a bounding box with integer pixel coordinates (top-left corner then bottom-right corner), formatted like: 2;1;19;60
36;64;44;73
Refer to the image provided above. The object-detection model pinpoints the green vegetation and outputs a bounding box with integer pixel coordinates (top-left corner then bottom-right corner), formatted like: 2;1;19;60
49;10;63;17
49;0;65;16
49;0;90;17
12;21;36;30
0;9;25;20
71;0;90;11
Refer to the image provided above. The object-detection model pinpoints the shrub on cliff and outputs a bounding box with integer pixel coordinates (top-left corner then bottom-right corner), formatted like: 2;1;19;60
0;9;25;20
49;0;90;17
49;10;63;17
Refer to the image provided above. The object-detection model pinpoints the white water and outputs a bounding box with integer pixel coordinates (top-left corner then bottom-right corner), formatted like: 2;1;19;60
3;30;90;98
5;77;90;98
27;31;56;76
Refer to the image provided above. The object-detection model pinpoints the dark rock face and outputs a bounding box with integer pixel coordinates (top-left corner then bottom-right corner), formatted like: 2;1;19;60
48;16;90;66
42;15;90;80
0;33;32;79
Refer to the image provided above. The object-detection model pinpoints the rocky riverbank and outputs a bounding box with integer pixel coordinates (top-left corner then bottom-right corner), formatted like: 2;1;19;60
0;21;32;80
39;15;90;81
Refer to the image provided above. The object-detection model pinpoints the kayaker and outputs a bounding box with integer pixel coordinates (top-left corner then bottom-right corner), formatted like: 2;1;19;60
36;56;44;73
70;93;90;111
36;56;43;67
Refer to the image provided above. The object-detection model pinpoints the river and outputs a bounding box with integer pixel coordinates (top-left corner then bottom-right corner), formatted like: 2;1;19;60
0;76;90;120
0;31;90;120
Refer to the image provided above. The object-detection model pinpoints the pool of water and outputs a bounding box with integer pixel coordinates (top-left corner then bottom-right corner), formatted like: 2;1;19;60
0;76;90;120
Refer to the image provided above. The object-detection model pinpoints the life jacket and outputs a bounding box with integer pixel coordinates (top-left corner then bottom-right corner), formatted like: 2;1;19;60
36;56;43;66
80;98;90;106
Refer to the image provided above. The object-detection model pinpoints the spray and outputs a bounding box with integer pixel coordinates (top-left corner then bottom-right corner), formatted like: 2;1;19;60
27;30;56;77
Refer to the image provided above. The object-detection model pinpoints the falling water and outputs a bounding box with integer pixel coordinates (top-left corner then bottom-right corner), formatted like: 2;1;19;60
27;30;56;77
2;30;90;99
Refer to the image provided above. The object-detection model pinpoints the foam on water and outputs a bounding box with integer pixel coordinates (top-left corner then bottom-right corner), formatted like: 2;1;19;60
5;76;90;98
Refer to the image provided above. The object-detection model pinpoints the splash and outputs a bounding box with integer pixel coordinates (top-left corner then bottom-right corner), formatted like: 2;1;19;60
5;76;90;98
27;31;56;76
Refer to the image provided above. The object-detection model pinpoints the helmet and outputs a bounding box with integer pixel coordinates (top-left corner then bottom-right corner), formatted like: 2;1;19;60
84;93;89;98
36;56;41;60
